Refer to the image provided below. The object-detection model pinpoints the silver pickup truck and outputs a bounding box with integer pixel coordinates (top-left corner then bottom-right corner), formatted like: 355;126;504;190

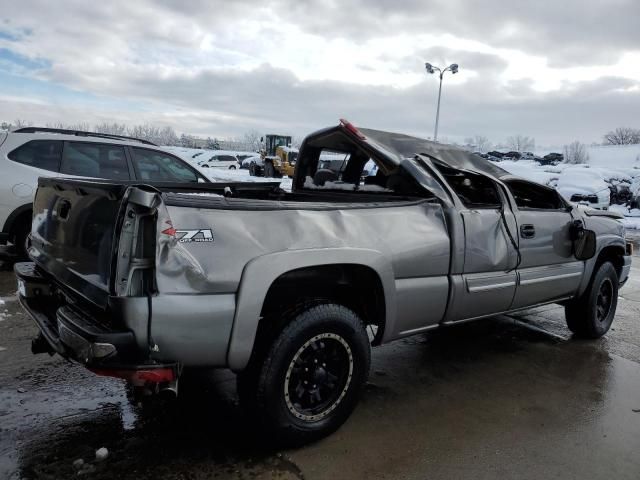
16;120;632;444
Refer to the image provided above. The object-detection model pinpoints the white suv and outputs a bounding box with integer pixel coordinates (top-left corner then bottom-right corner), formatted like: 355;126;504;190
196;152;240;169
0;127;209;256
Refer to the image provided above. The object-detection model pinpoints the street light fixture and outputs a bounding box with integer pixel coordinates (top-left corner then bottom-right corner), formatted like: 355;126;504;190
425;62;459;142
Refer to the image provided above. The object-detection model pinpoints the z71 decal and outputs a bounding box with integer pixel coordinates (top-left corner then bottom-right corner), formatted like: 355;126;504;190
161;222;214;243
175;229;214;243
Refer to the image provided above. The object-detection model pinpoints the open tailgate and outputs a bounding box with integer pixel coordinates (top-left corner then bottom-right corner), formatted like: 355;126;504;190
29;178;130;308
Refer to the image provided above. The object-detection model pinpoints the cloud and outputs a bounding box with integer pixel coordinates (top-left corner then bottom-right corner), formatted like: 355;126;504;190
0;0;638;145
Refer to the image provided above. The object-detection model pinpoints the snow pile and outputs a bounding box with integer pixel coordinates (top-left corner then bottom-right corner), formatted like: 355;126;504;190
303;176;391;192
610;204;640;230
556;170;609;197
499;160;559;186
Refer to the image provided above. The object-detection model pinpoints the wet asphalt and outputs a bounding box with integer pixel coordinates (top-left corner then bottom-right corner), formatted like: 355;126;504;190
1;251;639;479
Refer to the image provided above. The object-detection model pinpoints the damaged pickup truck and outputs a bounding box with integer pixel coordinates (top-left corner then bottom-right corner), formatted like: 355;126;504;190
16;120;632;444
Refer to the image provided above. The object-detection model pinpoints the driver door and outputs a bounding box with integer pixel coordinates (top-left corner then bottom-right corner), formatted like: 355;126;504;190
503;179;583;309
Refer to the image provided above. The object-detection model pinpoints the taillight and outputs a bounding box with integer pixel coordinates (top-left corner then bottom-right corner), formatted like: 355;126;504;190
89;367;176;384
340;118;366;140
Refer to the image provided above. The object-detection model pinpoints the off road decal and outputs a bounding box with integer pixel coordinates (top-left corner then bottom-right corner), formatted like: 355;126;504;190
161;223;214;243
175;229;214;243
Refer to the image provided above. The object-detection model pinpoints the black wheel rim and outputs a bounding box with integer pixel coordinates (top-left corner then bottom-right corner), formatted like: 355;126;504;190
596;278;613;323
284;333;353;421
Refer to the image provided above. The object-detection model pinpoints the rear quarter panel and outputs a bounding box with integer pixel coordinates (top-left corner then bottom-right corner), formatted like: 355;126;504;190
154;198;451;370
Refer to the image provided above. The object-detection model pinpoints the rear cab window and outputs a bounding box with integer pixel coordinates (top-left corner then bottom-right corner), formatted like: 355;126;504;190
8;140;63;172
299;148;423;196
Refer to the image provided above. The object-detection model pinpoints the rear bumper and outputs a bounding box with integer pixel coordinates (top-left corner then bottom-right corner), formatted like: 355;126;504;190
14;262;175;377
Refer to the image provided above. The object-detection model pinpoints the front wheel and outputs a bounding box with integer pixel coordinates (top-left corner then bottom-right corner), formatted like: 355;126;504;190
264;161;275;178
237;304;370;445
228;165;237;170
565;261;619;338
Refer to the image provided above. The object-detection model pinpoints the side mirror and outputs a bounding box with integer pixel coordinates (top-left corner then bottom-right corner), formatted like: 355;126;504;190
574;229;596;260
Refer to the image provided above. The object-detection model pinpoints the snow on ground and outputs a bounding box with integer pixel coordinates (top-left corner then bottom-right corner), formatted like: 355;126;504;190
587;144;640;169
498;157;640;228
198;167;293;192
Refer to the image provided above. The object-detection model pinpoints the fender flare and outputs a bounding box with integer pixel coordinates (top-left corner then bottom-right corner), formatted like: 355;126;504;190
226;247;396;371
576;234;625;296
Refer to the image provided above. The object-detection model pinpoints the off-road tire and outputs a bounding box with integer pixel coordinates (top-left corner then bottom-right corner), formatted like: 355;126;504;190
237;303;370;445
12;219;31;260
264;161;275;178
565;261;618;338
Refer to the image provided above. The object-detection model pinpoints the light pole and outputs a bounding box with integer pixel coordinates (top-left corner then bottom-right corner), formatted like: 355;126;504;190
425;62;459;142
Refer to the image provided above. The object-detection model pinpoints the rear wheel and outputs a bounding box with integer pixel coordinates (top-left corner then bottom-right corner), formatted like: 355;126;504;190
565;261;618;338
12;218;31;259
237;303;370;445
228;165;237;170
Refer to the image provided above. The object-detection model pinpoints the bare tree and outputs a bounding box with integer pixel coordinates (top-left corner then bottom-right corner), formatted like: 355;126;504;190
290;135;303;149
94;122;128;136
12;119;33;130
158;126;179;146
242;130;262;151
179;133;197;148
45;121;91;131
464;135;491;152
603;127;640;145
506;134;535;152
563;141;589;164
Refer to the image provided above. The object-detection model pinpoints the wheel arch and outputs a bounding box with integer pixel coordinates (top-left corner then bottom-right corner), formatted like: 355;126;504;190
227;248;396;371
576;237;626;297
3;202;32;236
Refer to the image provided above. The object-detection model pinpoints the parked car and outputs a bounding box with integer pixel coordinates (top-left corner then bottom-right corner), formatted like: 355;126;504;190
16;120;631;445
197;152;240;169
557;169;611;210
234;152;260;164
540;152;564;165
0;127;210;257
241;155;263;173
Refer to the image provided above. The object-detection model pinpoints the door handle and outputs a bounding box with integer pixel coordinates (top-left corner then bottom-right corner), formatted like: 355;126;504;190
520;224;535;239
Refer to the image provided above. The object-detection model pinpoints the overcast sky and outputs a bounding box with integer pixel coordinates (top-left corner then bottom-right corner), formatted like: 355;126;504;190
1;0;639;145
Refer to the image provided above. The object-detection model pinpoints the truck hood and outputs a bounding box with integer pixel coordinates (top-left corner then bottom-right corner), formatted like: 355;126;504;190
580;208;624;220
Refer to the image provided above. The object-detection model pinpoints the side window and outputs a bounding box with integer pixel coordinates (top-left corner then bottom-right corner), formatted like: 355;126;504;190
504;179;565;210
216;155;237;162
61;142;130;180
435;164;501;208
8;140;63;172
131;148;199;182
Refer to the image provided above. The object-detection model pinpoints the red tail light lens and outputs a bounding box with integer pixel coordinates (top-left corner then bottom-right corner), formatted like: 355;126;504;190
89;367;176;384
339;118;366;140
